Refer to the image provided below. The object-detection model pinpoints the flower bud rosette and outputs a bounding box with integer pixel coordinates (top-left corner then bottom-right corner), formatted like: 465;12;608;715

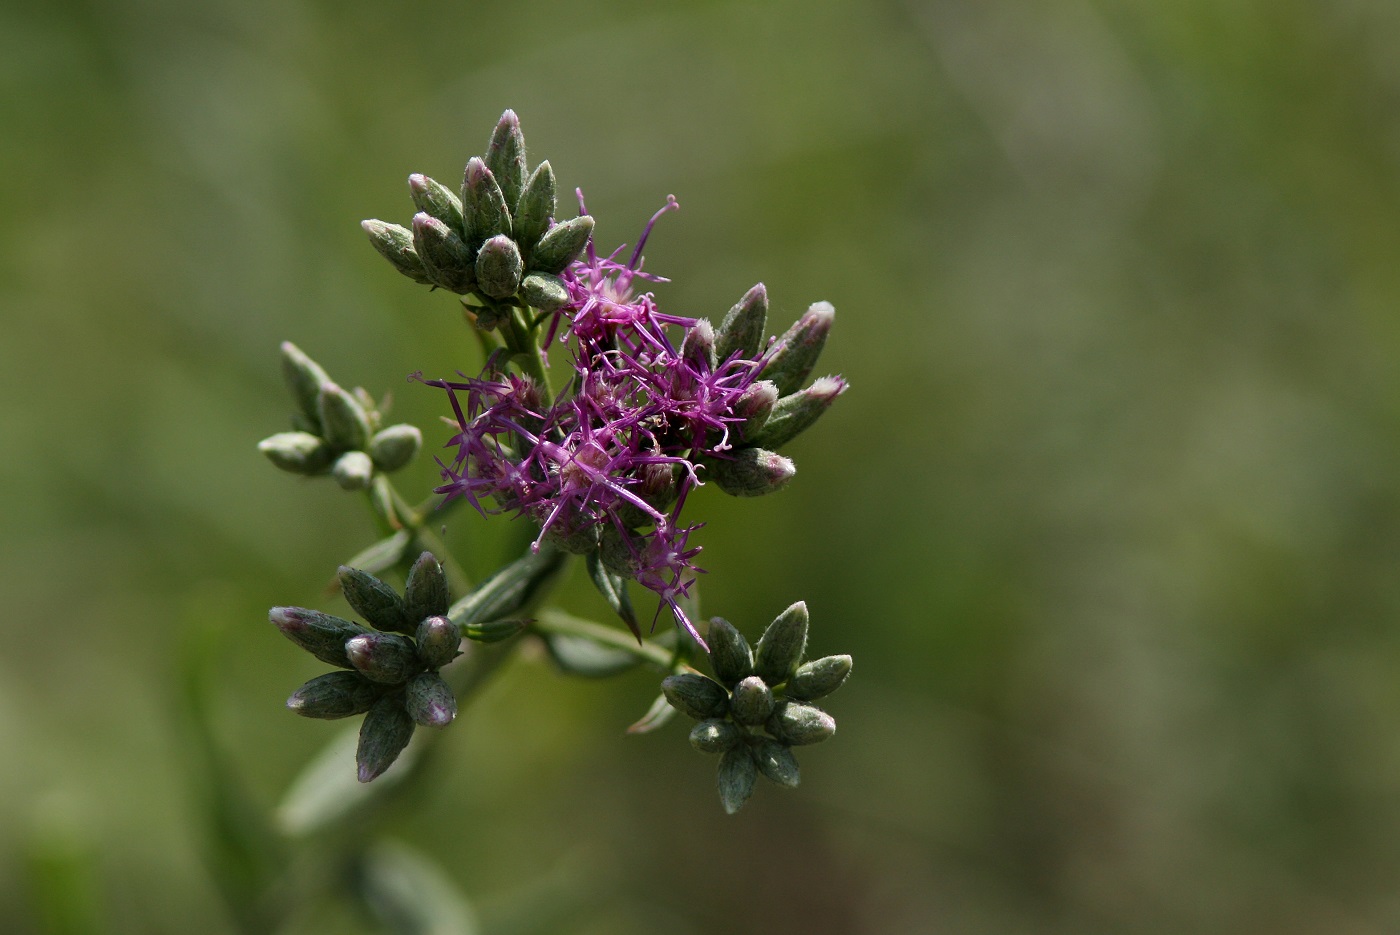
661;603;851;813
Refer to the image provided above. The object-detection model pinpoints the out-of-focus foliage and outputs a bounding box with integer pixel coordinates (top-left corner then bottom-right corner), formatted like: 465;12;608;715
4;0;1400;932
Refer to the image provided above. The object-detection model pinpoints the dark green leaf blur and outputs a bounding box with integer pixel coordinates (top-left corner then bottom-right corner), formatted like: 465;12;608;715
4;0;1400;932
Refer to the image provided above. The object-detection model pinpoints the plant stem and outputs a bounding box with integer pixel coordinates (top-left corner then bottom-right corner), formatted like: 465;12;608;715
532;609;682;671
367;474;473;597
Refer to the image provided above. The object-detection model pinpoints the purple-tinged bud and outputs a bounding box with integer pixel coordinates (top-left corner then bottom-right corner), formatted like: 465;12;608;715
485;109;527;213
415;616;460;669
368;424;421;473
689;718;741;754
765;701;835;746
730;676;776;726
404;672;457;728
707;448;795;498
461;157;512;246
411;212;476;294
733;381;779;442
751;375;848;449
513;160;556;253
662;672;730;720
786;654;852;701
529;215;593;275
357;694;415;782
716;283;768;363
361;219;434;286
270;606;370;668
407;173;464;234
280;341;331;429
706;617;754;688
680;318;717;371
519;271;569;312
718;746;757;814
317;381;371;452
338;565;412;633
404;552;450;624
759;301;834;396
287;671;380;719
755;601;808;685
346;632;421;684
259;431;332;475
751;738;800;787
332;450;374;491
475;234;524;300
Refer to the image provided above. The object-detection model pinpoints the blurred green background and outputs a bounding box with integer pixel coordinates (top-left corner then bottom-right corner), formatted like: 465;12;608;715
6;0;1400;931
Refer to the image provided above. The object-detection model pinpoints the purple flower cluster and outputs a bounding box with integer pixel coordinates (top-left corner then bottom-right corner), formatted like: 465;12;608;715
423;197;767;640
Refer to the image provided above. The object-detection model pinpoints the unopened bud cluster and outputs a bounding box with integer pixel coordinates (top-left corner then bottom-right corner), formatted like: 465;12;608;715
273;552;467;782
700;285;849;498
258;342;422;490
361;109;592;327
661;602;851;813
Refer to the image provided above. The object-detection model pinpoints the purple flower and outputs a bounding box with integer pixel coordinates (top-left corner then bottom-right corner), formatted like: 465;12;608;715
424;196;769;643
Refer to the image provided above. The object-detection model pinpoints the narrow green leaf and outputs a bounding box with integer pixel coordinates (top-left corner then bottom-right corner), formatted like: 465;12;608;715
626;692;677;734
586;550;640;641
543;632;641;678
357;840;480;935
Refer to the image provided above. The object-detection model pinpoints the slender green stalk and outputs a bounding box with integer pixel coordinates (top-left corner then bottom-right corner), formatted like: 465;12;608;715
532;608;683;671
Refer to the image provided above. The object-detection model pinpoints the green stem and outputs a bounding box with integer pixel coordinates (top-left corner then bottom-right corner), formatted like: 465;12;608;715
532;609;682;671
367;475;473;597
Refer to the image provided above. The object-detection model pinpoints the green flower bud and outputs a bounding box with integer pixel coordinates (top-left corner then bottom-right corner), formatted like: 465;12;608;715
338;565;412;634
786;654;852;701
485;109;527;214
759;301;834;396
270;606;370;668
474;234;525;300
357;694;415;783
718;746;757;814
706;617;753;688
404;552;450;624
317;382;372;451
415;616;460;669
690;718;741;754
280;341;332;429
513;160;556;254
755;601;808;685
708;448;795;497
732;381;778;443
368;424;421;473
529;215;593;275
361;219;434;286
332;450;374;491
751;738;800;788
404;672;456;728
411;212;477;294
680;318;717;371
287;671;380;719
519;272;569;312
661;672;730;720
346;632;422;684
258;431;332;475
730;676;775;726
461;157;512;246
765;701;835;746
751;376;848;449
462;617;529;644
715;283;768;363
408;173;465;234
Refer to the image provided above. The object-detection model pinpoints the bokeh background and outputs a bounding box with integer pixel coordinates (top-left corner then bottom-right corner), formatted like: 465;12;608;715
6;0;1400;932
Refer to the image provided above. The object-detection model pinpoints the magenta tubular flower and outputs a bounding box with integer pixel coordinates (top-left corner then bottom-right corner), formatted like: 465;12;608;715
425;196;771;642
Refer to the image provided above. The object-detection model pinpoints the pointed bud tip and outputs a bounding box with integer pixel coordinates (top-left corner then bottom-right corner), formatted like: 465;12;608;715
269;606;303;630
809;375;849;399
804;301;835;324
497;109;519;128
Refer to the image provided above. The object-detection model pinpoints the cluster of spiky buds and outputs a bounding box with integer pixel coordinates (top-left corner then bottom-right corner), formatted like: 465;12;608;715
699;285;848;498
661;602;851;813
272;552;480;781
361;109;592;327
257;342;422;490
